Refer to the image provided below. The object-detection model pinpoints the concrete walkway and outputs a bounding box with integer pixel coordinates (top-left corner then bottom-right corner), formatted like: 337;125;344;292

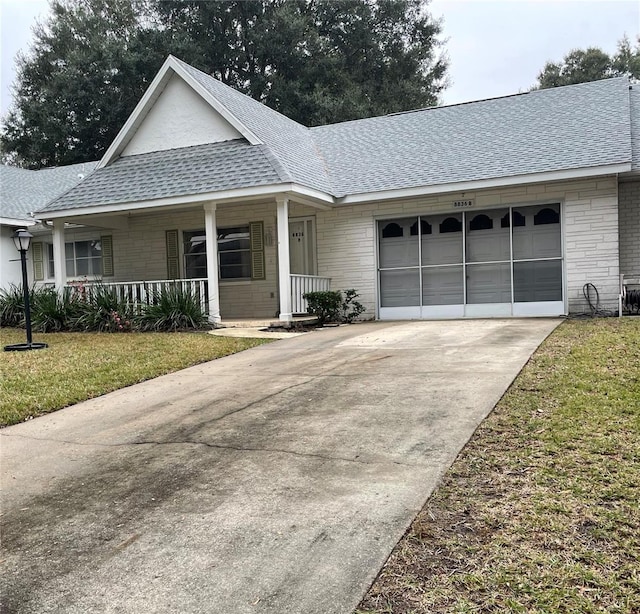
1;319;559;614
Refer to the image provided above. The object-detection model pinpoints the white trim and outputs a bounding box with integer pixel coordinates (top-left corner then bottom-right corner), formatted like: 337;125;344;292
0;217;37;227
421;305;465;319
379;306;421;320
464;303;513;318
38;183;335;220
204;202;221;324
338;163;630;205
512;301;565;317
276;197;293;321
98;56;262;169
52;219;66;292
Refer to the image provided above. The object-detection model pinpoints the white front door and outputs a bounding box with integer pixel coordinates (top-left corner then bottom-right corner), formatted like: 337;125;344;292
289;217;316;275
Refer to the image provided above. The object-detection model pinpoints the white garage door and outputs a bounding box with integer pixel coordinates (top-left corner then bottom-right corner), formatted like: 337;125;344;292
378;204;564;319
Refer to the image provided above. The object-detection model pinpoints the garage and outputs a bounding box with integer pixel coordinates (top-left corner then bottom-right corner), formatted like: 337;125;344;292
377;203;564;319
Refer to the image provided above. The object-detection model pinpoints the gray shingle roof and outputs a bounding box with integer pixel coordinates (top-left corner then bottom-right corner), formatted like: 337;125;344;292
1;162;97;221
311;77;633;197
175;58;333;194
34;65;635;215
40;141;284;212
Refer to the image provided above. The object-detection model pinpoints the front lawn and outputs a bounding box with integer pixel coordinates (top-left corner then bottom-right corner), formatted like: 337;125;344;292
0;328;270;427
358;318;640;614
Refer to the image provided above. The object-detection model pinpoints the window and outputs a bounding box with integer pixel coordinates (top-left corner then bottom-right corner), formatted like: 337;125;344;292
534;207;560;225
381;222;403;238
501;211;526;228
439;217;462;233
469;214;493;231
48;240;102;278
183;226;252;280
410;220;432;236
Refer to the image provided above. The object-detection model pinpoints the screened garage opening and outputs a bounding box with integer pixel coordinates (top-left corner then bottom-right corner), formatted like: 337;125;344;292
377;204;564;319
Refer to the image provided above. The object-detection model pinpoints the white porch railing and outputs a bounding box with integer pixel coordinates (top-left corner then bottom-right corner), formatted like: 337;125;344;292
66;279;208;314
62;275;329;318
291;274;331;315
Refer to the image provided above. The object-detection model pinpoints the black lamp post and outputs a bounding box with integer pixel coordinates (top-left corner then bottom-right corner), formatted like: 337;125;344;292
4;229;48;352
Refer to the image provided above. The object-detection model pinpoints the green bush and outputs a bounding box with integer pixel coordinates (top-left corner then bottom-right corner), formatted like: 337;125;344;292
303;288;366;325
136;284;208;332
0;284;27;327
68;283;133;332
341;288;366;323
31;287;77;332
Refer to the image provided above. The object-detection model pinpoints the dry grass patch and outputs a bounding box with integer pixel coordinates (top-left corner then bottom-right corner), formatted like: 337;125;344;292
1;328;270;427
357;318;640;614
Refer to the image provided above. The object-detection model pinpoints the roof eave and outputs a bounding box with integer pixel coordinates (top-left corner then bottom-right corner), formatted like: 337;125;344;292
35;182;335;218
0;216;37;227
337;163;632;205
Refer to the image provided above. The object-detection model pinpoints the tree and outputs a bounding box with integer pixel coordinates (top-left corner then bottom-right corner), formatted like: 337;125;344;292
1;0;169;168
1;0;448;168
536;35;640;89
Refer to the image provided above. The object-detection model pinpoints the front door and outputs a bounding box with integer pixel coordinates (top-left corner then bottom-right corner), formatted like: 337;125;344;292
289;217;316;275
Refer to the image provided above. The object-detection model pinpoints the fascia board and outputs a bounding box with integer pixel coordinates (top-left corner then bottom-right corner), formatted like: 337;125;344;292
0;217;37;227
36;183;335;219
98;56;262;170
337;163;632;205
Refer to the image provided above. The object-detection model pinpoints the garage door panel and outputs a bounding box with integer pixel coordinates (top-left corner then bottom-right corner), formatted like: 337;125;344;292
380;269;420;307
421;266;464;305
466;262;512;304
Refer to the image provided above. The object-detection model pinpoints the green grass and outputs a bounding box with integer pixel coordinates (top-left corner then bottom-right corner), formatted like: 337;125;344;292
0;328;270;427
357;318;640;614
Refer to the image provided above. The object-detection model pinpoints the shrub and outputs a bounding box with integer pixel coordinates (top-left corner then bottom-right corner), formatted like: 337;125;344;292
303;288;366;325
68;283;133;332
136;284;208;332
31;287;77;332
340;288;366;323
303;290;342;325
0;284;27;327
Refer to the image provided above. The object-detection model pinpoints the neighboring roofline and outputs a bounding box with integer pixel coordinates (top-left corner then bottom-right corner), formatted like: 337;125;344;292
98;56;262;169
337;163;632;205
0;217;37;227
36;182;335;218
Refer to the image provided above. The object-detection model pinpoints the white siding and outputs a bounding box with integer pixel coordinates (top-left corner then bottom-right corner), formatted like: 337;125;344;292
121;75;243;156
619;180;640;276
314;177;620;316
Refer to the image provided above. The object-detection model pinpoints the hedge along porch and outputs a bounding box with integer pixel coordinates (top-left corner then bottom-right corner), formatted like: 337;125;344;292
40;195;331;323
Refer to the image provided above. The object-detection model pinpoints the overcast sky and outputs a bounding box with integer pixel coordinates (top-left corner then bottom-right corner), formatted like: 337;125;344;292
1;0;639;116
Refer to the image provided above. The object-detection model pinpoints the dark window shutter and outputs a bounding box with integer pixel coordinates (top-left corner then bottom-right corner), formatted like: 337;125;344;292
32;241;44;281
250;221;265;280
101;235;114;277
166;230;179;279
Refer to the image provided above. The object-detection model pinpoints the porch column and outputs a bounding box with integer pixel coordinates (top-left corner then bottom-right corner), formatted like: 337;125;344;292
276;196;292;321
52;219;66;292
204;203;221;324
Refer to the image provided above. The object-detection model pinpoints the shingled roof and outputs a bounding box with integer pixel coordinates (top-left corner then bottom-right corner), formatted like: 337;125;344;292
312;77;633;197
1;162;97;222
36;57;636;215
42;141;285;212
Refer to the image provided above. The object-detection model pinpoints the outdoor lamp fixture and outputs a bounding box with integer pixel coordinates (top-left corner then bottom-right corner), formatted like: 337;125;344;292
4;229;48;352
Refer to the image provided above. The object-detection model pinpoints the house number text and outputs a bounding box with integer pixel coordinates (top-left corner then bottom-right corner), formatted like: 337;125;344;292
453;200;474;208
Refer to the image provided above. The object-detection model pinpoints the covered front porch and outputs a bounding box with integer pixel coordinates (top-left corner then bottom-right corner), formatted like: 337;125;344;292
45;194;332;323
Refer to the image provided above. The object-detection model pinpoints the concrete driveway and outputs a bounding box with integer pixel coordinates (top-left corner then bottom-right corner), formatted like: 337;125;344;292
1;319;558;614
